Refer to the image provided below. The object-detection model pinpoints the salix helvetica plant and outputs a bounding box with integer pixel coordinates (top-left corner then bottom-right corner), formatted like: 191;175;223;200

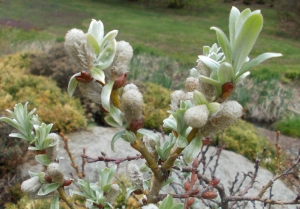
3;6;297;209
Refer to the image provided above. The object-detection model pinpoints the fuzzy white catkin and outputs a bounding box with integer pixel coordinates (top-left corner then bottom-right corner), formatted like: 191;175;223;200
78;80;103;104
21;176;57;199
186;92;194;102
199;101;243;136
126;163;143;188
105;184;120;204
47;163;65;185
121;84;143;123
65;29;95;70
46;133;60;162
144;135;158;161
170;90;186;111
184;105;209;128
106;41;133;80
195;61;216;101
21;176;42;196
142;204;159;209
185;77;200;92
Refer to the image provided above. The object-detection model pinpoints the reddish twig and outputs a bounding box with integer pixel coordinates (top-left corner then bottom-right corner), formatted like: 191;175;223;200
81;154;143;165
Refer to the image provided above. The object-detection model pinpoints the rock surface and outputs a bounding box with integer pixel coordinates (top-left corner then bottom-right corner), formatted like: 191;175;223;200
19;126;298;208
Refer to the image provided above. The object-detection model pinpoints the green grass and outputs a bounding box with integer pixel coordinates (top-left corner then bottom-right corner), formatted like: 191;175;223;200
274;117;300;138
0;0;299;70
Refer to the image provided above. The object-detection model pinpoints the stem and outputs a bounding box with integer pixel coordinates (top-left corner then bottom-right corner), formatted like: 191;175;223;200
111;89;121;108
162;128;198;170
58;187;76;209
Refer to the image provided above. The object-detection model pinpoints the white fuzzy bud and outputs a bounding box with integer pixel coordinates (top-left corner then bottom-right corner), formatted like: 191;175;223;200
185;77;200;92
105;184;120;204
126;163;143;188
47;163;64;185
46;133;60;162
21;176;57;199
78;80;103;104
121;84;143;123
186;92;194;102
65;29;96;70
144;135;158;161
142;204;159;209
21;176;42;196
106;41;133;79
184;105;209;128
196;61;211;76
170;90;186;111
200;101;243;136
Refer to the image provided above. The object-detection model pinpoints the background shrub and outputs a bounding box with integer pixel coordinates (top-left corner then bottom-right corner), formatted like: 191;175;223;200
133;81;171;131
274;117;300;138
0;53;86;133
213;120;277;171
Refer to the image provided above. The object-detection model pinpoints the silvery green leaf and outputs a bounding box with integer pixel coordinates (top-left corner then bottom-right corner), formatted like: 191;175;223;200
111;130;126;152
50;196;59;209
143;179;151;190
67;73;80;98
162;176;175;188
95;39;117;70
38;183;60;196
72;190;91;199
183;134;202;164
137;129;161;146
140;163;151;172
126;187;141;200
203;46;210;56
100;30;118;51
88;19;104;45
99;165;117;192
28;171;39;178
35;154;50;166
210;27;232;63
207;102;221;115
234;8;251;39
28;146;42;151
177;134;188;148
229;6;240;47
104;116;124;128
159;194;173;209
109;105;123;126
218;62;234;83
197;56;220;72
101;81;114;112
193;90;207;105
170;204;184;209
124;130;136;144
234;71;250;84
233;13;263;73
31;114;40;126
0;117;26;138
163;116;177;130
87;33;100;55
190;68;200;78
91;67;105;84
237;52;282;77
199;75;222;96
9;133;28;140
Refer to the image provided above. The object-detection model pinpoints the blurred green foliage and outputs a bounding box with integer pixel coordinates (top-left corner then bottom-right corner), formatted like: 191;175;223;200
274;117;300;138
0;53;86;133
213;120;277;171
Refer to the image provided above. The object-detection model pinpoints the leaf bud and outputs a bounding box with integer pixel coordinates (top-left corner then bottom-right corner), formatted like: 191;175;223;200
113;73;127;90
63;179;72;187
184;181;191;191
201;190;218;199
129;118;144;132
187;197;195;206
209;178;220;187
75;71;93;83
